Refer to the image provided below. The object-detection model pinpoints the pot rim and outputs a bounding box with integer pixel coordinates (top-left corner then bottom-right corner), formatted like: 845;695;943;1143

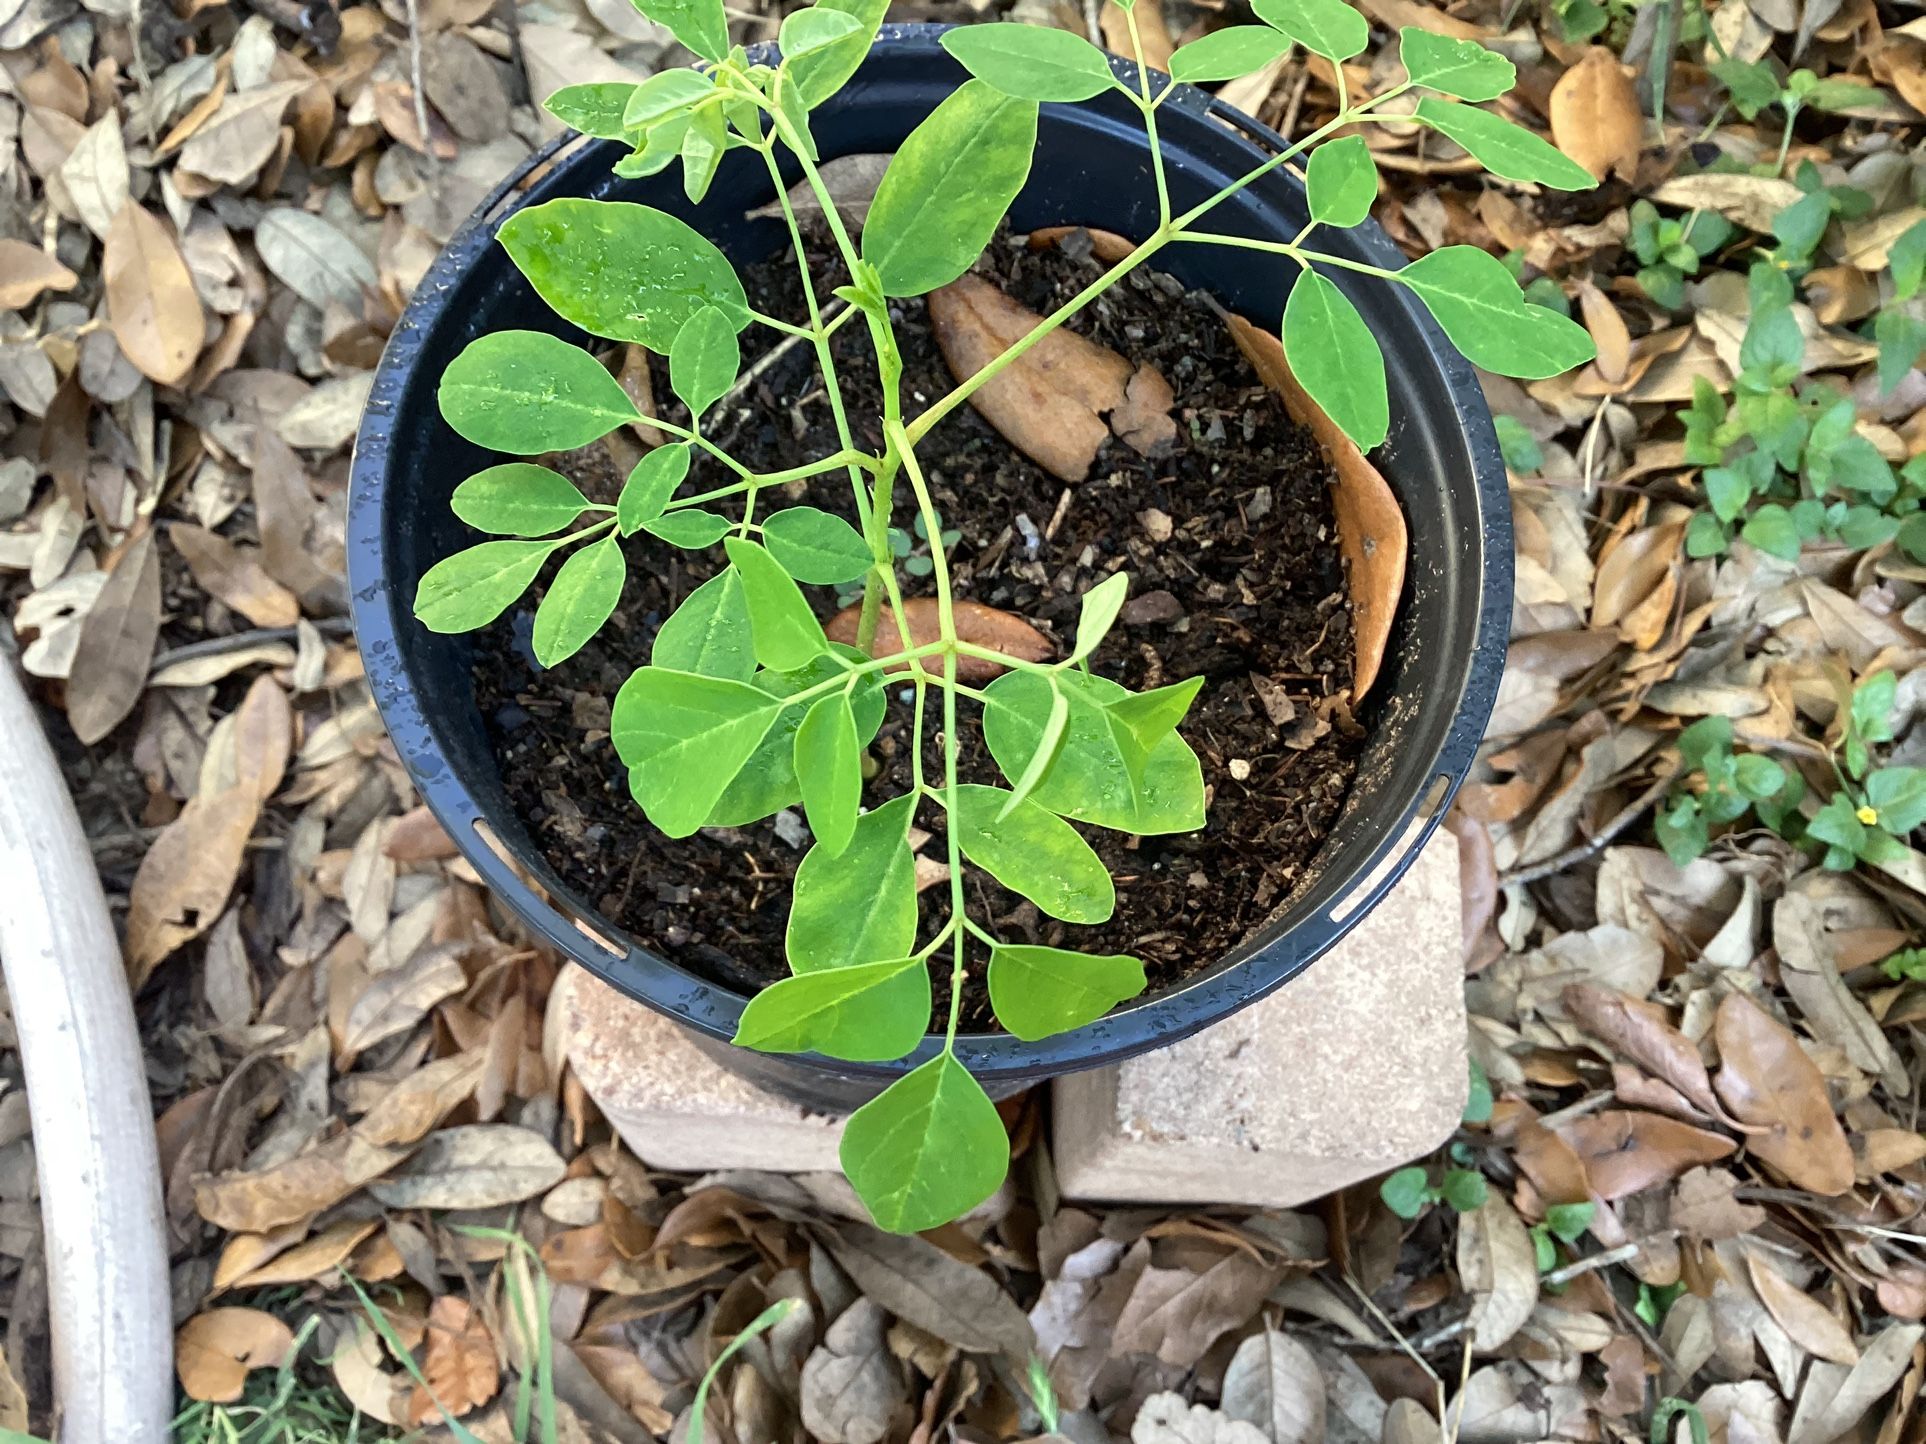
348;23;1511;1084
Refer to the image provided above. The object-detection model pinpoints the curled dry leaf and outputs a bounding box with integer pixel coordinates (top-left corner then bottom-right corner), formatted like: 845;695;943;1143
1226;316;1406;703
0;238;78;308
408;1295;500;1426
1549;48;1643;182
175;1307;296;1403
102;201;205;386
1713;992;1855;1196
927;272;1177;483
824;598;1052;683
1561;983;1738;1127
1555;1110;1734;1200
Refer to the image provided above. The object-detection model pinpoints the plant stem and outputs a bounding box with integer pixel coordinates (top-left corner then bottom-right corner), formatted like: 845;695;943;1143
747;307;815;338
1124;9;1171;228
1168;230;1402;280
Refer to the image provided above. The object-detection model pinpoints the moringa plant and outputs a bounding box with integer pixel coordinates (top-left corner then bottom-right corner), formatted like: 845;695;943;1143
413;0;1598;1232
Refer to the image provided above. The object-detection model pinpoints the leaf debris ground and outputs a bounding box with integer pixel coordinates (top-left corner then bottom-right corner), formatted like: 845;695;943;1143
3;0;1926;1439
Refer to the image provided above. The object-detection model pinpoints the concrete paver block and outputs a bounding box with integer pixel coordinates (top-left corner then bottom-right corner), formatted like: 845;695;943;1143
562;831;1463;1202
1052;830;1466;1208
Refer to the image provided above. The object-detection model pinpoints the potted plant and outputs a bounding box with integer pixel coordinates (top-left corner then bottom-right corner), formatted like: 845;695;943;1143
349;1;1595;1231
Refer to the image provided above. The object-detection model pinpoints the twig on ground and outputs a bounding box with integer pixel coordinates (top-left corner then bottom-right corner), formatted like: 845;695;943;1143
1500;773;1674;887
149;617;352;676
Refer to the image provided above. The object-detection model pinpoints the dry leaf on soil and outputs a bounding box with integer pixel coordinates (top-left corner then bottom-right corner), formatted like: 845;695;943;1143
102;201;205;386
1746;1250;1860;1366
1132;1393;1269;1444
800;1297;907;1444
364;1124;565;1210
824;598;1052;683
1220;1329;1326;1444
1112;1251;1286;1368
1555;1109;1735;1199
408;1295;500;1426
1549;48;1643;181
1225;316;1406;703
64;525;161;745
1562;983;1736;1125
1457;1195;1539;1352
928;272;1177;483
0;238;78;308
825;1226;1035;1359
176;1307;296;1402
1712;991;1855;1196
168;523;302;628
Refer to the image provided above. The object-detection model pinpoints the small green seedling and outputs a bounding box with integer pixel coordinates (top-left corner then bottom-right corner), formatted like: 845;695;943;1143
415;0;1599;1231
1379;1163;1487;1218
1655;715;1802;866
1530;1200;1594;1273
1628;200;1732;311
1708;60;1882;174
1881;945;1926;983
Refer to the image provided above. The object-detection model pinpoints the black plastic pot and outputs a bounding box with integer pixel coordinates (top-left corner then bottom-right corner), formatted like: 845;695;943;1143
348;24;1511;1111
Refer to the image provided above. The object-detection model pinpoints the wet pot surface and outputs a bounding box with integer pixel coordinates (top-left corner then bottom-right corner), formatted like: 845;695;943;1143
348;25;1510;1109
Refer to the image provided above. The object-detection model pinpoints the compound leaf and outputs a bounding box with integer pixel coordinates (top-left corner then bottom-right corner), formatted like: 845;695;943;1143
532;536;625;667
1398;29;1515;100
497;199;748;349
1069;572;1128;664
669;305;740;420
724;536;830;670
951;784;1114;923
618;443;692;535
636;0;728;61
779;6;862;59
763;506;873;584
788;793;918;971
1412;97;1596;190
1283;270;1388;449
796;692;862;856
1398;246;1596;379
988;944;1146;1041
1168;26;1291;84
841;1052;1009;1232
611;667;784;836
545;83;640;138
415;539;556;633
646;509;733;548
1304;134;1377;228
451;463;592;536
1253;0;1368;61
734;957;930;1061
863;80;1038;298
439;331;638;453
653;567;754;681
940;23;1116;102
707;650;885;825
790;0;889;107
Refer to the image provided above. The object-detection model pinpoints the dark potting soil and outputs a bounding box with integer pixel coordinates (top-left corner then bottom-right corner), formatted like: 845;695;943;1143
471;226;1368;1031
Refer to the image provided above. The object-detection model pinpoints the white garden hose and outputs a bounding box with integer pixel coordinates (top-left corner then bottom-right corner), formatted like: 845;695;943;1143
0;642;170;1444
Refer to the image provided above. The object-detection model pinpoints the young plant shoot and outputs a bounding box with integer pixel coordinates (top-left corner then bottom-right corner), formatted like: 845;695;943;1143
415;0;1597;1231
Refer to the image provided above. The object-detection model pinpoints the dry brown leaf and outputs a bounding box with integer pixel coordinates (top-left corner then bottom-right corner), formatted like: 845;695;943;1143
1786;1324;1922;1443
1556;1110;1735;1200
102;201;205;386
194;1131;407;1234
65;526;160;745
824;598;1053;683
1220;1329;1325;1444
168;523;302;628
231;1219;381;1289
0;238;78;308
365;1124;566;1209
1226;316;1406;703
1100;0;1175;70
1457;1194;1539;1352
176;80;307;185
928;272;1176;482
1112;1250;1285;1367
1577;283;1632;384
1713;991;1854;1196
1562;983;1735;1126
1133;1393;1270;1444
176;1307;296;1403
1746;1251;1860;1366
1669;1166;1766;1243
1549;48;1643;181
408;1295;499;1426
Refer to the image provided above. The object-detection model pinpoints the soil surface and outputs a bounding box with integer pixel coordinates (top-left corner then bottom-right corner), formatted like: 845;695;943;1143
473;226;1369;1029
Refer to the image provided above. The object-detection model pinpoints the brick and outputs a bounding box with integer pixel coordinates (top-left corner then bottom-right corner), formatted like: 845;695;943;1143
1051;830;1465;1208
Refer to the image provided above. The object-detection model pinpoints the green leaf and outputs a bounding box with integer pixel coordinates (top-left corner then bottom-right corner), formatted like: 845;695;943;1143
497;199;748;349
1463;1059;1494;1124
1069;572;1129;664
1544;1200;1594;1243
1677;715;1733;776
940;23;1116;101
680;103;727;204
1731;752;1787;802
1168;25;1290;83
707;651;885;825
1379;1166;1431;1219
790;0;888;107
620;69;715;129
788;794;918;971
611;667;784;836
617;444;692;536
982;669;1205;835
779;6;862;59
987;944;1144;1041
414;539;556;633
439;331;639;453
531;536;625;667
669;305;740;420
1869;767;1926;834
795;692;862;856
1807;793;1867;856
1853;671;1897;745
1709;58;1782;119
646;510;733;548
1740;503;1801;561
545;82;642;139
724;537;830;670
1283;270;1388;449
763;506;874;584
1304;135;1377;228
1441;1169;1487;1212
951;784;1114;923
635;0;728;61
862;80;1039;298
1252;0;1368;61
840;1052;1009;1233
1892;220;1926;302
734;957;930;1061
1397;28;1514;100
1806;79;1882;113
451;463;592;536
998;677;1067;820
1655;794;1707;865
1397;247;1596;379
1876;307;1926;396
1412;97;1596;190
653;568;754;681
